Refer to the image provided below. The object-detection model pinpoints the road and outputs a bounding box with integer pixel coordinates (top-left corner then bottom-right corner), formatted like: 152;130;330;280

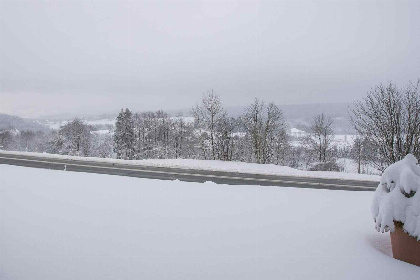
0;152;378;191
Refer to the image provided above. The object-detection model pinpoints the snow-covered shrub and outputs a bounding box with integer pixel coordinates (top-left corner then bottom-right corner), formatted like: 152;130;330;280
371;154;420;240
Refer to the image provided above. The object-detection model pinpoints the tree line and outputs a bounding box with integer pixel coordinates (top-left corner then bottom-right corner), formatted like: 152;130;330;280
112;92;292;167
1;80;419;173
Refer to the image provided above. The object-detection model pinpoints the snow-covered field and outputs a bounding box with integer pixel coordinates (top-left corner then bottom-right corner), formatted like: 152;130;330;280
1;165;418;279
0;150;381;181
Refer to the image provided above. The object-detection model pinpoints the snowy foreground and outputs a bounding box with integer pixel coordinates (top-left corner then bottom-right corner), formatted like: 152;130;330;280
0;150;380;181
1;165;418;280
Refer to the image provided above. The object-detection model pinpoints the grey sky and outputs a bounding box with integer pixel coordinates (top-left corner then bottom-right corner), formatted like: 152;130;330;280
1;0;419;118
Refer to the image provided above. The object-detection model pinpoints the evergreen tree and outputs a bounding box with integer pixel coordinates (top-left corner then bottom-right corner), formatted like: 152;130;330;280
113;109;124;159
113;109;135;159
123;108;135;159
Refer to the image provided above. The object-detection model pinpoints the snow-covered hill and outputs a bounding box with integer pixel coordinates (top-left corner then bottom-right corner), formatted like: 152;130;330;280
0;113;50;132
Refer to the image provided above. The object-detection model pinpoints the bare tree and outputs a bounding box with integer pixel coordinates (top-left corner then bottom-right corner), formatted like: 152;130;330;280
274;126;290;166
215;112;236;161
156;110;171;158
351;136;369;174
262;103;286;164
173;113;187;159
243;98;264;163
350;80;420;170
243;99;287;164
192;90;223;160
307;113;334;163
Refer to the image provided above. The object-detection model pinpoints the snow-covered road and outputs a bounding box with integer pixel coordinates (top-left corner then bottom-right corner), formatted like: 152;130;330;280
0;152;378;191
0;165;418;279
0;150;381;181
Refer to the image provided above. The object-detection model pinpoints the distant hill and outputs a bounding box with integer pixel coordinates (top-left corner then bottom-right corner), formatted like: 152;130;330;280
38;112;118;122
0;114;50;132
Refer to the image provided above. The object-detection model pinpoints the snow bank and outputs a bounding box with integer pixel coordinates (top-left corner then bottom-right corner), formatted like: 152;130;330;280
371;154;420;240
1;165;419;279
0;150;381;182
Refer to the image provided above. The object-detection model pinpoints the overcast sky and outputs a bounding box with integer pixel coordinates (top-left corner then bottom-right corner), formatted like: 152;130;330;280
1;0;419;118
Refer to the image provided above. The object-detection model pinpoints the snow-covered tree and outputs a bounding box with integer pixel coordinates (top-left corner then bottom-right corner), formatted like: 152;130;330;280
350;80;420;170
172;113;195;159
156;110;171;158
192;90;224;160
113;109;135;159
307;113;334;163
13;131;48;152
0;130;14;150
91;133;114;158
51;118;92;156
242;99;287;164
274;125;290;166
215;112;236;161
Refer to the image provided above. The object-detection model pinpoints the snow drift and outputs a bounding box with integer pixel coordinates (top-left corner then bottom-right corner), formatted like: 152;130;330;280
371;154;420;240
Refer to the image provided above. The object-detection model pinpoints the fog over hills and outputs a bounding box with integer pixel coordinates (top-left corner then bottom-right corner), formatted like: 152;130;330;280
29;102;355;134
276;103;355;134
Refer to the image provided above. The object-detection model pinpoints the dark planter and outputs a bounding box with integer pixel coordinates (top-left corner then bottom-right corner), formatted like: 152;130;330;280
390;222;420;267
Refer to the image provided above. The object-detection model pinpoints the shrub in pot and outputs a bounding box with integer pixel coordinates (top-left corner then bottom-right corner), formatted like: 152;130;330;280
371;154;420;266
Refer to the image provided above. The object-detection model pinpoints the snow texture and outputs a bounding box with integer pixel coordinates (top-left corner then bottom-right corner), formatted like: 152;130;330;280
1;164;419;279
0;150;381;181
371;154;420;239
